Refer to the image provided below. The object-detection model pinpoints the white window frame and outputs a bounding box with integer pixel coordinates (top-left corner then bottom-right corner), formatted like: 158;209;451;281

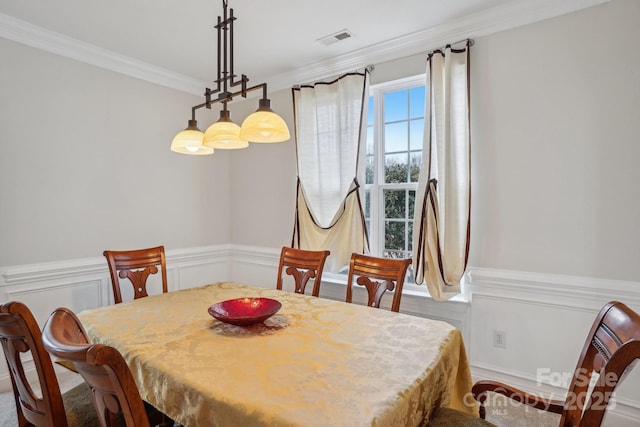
322;73;470;302
365;74;426;266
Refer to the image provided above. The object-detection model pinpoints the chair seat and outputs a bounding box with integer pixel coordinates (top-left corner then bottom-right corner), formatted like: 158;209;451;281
43;306;172;427
63;382;100;426
428;407;497;427
471;302;640;426
63;380;175;427
1;301;100;427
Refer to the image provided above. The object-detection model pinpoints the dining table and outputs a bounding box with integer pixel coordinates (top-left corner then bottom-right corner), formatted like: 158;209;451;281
77;281;478;427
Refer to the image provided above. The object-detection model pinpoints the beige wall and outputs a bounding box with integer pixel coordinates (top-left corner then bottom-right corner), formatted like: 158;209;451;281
468;0;640;281
1;2;640;420
230;0;640;282
228;90;297;248
0;38;231;266
2;0;638;283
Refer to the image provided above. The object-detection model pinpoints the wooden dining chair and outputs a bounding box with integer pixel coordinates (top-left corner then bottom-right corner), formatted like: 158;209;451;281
276;246;330;297
42;307;173;427
0;301;98;427
455;300;640;427
345;253;412;312
103;245;168;304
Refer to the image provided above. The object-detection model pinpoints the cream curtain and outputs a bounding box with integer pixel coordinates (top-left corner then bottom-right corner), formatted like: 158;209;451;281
412;43;471;300
291;72;369;272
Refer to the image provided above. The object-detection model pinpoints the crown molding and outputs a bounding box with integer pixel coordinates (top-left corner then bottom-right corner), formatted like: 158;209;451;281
0;12;208;96
0;0;608;95
276;0;609;89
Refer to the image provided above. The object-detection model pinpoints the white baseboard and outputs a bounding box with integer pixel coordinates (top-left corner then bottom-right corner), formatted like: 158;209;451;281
472;364;640;426
467;266;640;426
1;247;638;427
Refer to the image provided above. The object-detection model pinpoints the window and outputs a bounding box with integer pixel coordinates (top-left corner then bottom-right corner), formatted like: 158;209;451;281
364;75;425;264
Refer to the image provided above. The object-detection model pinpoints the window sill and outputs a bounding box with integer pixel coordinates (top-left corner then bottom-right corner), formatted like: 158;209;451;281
321;272;471;304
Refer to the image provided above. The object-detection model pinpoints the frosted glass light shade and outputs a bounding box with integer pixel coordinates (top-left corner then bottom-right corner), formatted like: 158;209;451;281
171;120;213;155
239;98;290;143
203;110;249;149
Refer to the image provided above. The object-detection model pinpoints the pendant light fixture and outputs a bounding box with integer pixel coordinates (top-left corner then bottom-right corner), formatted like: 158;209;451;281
203;102;249;149
171;0;290;155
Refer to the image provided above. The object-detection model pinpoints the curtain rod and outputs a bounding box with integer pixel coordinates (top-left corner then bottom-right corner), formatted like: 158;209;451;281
453;38;475;46
293;65;373;89
432;37;474;51
292;38;473;88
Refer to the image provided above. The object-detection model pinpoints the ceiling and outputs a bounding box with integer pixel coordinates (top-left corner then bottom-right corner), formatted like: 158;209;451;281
0;0;606;95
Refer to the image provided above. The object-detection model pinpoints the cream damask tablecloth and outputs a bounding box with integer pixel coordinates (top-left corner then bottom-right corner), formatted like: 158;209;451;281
78;282;477;427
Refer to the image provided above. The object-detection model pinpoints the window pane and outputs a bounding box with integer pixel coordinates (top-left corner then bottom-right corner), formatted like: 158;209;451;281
384;122;407;153
384;153;408;183
385;221;405;250
406;263;415;282
383;249;407;259
410;152;421;182
410;86;425;119
384;189;406;219
409;119;423;151
408;220;414;251
366;125;374;155
368;77;424;260
365;189;371;218
384;90;408;122
365;154;374;184
408;190;416;218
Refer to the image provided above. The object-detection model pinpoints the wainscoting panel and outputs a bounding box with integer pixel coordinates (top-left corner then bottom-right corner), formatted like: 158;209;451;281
0;244;230;392
2;247;638;426
229;244;280;288
468;267;640;426
168;245;231;289
228;245;471;344
5;279;105;325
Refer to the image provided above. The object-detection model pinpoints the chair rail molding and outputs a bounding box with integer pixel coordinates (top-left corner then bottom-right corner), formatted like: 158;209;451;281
0;245;231;304
3;244;638;427
0;244;232;392
467;266;640;427
468;267;640;308
227;244;471;342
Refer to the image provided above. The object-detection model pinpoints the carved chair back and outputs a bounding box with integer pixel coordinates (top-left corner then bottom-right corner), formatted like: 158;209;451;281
345;253;412;312
103;246;168;304
0;301;69;427
473;301;640;427
560;301;640;426
276;247;330;297
42;307;151;427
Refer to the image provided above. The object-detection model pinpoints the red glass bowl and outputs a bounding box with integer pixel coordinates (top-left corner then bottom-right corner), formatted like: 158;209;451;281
208;297;282;326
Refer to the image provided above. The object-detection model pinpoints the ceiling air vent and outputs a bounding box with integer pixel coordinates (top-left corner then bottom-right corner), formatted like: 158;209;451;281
317;29;354;46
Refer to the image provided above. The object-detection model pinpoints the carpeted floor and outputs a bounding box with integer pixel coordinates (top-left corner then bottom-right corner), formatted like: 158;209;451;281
0;364;83;427
1;369;560;427
483;395;560;426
